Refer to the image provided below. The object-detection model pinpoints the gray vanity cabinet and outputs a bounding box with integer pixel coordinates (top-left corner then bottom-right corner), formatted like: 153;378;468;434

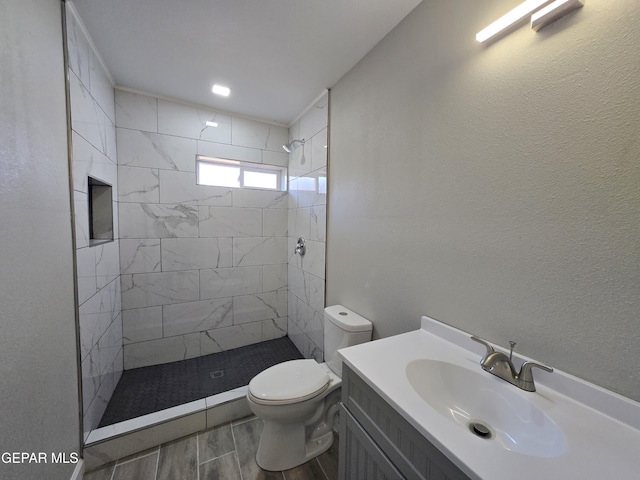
339;365;471;480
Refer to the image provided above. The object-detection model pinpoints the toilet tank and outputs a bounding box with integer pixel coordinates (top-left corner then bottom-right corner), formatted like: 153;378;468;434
324;305;373;376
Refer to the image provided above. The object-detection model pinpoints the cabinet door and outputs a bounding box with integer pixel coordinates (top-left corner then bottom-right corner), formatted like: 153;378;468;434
339;405;405;480
343;366;471;480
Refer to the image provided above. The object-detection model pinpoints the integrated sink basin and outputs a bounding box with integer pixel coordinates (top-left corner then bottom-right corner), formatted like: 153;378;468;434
406;359;567;457
338;315;640;479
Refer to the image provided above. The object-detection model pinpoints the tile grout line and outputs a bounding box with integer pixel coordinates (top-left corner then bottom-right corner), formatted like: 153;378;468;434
114;446;159;467
199;450;236;467
196;429;200;480
231;414;256;427
153;446;160;480
229;420;244;480
108;462;117;480
198;447;240;465
315;457;329;480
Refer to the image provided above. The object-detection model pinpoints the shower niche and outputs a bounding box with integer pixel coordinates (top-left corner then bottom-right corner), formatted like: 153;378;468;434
88;176;113;246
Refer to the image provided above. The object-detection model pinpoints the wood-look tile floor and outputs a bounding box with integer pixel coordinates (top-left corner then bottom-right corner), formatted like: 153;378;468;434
84;416;338;480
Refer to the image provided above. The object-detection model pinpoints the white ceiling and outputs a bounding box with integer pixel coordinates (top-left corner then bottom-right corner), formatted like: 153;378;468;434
71;0;423;126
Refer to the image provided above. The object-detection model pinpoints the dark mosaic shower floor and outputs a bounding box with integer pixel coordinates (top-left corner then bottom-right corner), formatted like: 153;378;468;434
99;336;303;427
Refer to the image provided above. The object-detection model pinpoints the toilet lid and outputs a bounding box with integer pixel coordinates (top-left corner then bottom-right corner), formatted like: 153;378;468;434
249;359;330;404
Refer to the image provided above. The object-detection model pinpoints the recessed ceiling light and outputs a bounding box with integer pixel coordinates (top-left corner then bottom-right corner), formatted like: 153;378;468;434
212;84;230;97
206;121;219;128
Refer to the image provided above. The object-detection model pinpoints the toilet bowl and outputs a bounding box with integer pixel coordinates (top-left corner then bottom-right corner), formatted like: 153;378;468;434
247;305;373;471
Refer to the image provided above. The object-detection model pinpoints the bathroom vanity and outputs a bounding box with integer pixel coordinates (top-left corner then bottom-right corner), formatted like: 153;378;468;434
338;317;640;480
340;364;469;479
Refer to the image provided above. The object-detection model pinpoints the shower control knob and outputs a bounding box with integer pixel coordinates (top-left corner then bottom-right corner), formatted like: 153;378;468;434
294;237;306;256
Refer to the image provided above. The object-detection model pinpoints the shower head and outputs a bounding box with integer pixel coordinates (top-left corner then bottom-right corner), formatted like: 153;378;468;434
282;139;305;153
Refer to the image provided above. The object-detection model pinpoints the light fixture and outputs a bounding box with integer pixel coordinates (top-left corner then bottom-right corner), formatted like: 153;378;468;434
205;121;219;128
212;84;230;97
531;0;584;31
476;0;551;43
282;139;305;153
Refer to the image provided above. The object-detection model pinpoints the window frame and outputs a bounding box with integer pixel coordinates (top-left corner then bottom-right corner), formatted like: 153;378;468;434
196;155;287;192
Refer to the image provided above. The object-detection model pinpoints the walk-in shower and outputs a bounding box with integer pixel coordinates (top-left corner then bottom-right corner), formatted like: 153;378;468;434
66;6;329;464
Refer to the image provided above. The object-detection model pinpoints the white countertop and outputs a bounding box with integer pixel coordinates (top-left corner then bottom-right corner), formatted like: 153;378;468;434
338;316;640;480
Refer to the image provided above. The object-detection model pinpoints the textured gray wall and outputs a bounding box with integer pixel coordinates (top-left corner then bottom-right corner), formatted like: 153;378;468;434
0;0;81;478
327;0;640;401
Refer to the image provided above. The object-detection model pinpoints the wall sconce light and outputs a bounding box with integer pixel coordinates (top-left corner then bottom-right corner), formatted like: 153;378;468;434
476;0;551;43
531;0;585;31
476;0;584;43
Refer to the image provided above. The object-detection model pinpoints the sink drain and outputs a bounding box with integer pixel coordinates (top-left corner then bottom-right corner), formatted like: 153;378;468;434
468;421;493;439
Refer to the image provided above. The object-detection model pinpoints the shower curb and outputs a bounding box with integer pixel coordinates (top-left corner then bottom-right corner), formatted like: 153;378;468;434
83;387;251;471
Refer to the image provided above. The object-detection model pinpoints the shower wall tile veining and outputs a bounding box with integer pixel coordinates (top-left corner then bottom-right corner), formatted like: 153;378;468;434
66;5;123;440
115;89;290;369
287;93;329;361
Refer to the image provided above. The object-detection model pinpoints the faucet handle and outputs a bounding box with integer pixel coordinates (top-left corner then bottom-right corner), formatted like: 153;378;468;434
518;361;554;391
470;335;495;358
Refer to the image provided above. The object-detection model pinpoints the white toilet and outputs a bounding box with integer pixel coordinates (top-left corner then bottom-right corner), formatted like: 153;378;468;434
247;305;373;471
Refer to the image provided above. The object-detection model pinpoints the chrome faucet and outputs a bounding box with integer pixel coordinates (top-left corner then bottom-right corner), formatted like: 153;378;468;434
471;336;553;392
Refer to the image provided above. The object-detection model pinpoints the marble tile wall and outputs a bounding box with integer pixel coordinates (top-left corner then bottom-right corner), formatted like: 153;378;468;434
287;92;329;361
66;4;123;440
115;89;290;369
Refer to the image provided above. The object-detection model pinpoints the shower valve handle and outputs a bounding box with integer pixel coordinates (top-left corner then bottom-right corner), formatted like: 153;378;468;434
294;237;306;256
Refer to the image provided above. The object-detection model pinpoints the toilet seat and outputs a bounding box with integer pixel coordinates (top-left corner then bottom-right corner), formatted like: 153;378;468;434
248;359;330;405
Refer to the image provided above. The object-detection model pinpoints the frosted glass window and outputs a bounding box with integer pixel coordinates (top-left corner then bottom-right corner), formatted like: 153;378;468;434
198;163;240;188
196;156;287;191
244;170;278;190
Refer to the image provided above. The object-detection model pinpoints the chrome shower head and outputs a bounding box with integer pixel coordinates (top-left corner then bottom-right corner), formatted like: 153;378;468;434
282;139;305;153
